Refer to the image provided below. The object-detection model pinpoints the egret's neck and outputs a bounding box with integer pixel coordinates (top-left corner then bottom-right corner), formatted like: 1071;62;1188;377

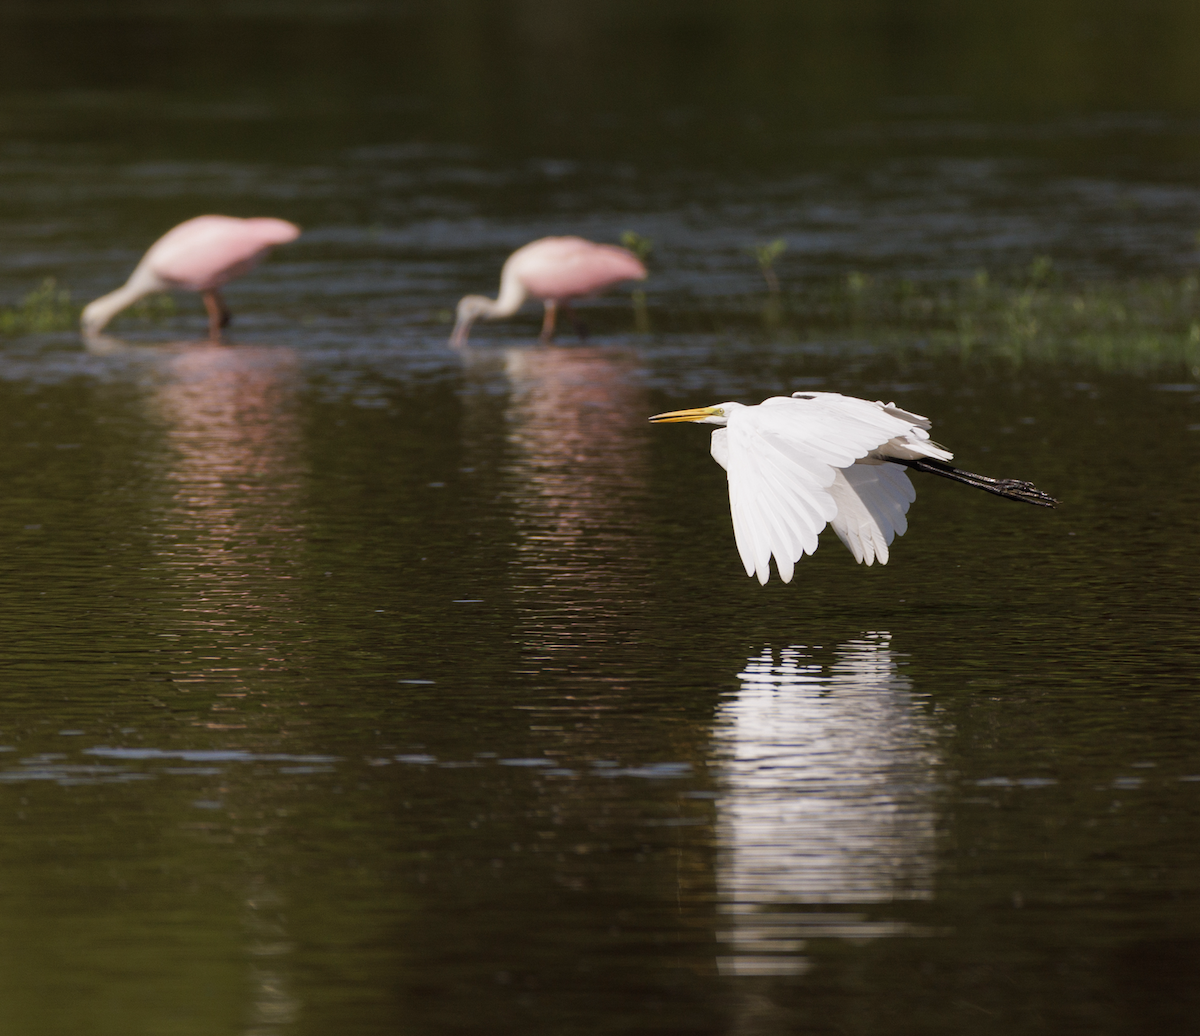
80;269;163;334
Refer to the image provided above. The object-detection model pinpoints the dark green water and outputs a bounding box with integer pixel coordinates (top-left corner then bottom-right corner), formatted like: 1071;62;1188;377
2;3;1200;1034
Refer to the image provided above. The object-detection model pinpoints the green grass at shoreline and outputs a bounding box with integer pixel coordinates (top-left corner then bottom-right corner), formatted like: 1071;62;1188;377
0;283;180;337
6;267;1200;376
676;264;1200;375
0;279;77;336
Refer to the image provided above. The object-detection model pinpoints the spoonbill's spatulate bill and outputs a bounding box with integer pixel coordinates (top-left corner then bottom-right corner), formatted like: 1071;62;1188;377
650;391;1057;584
81;214;301;340
451;236;647;346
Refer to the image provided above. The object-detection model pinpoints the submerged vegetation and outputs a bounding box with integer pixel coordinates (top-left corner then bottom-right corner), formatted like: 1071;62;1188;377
5;259;1200;376
622;231;654;334
687;258;1200;375
619;231;653;264
0;279;77;335
127;293;177;323
752;239;787;295
0;283;178;337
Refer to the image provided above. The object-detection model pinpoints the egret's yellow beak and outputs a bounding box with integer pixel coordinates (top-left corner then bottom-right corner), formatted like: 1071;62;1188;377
648;406;719;423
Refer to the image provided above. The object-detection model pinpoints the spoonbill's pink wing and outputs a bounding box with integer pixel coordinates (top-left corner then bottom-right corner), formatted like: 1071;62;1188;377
144;215;300;291
510;237;646;300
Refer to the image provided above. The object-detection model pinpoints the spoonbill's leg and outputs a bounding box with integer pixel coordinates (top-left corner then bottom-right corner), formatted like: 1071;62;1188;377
539;299;558;342
562;301;588;341
203;289;231;341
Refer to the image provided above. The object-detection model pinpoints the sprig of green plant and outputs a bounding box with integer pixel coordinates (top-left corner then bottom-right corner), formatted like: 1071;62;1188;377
620;232;654;334
752;239;787;294
620;230;653;264
0;278;78;335
846;270;871;297
1028;254;1056;285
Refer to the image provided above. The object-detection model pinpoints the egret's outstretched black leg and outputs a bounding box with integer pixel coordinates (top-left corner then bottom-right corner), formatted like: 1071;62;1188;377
891;456;1058;507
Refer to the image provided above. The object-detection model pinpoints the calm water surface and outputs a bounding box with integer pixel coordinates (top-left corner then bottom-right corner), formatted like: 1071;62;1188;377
2;4;1200;1034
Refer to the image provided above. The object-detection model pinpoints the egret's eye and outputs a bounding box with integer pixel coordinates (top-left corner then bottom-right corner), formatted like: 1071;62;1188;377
714;408;724;416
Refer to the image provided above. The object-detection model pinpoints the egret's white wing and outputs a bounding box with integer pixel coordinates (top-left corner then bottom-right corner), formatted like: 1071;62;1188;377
872;401;932;429
785;395;951;457
723;395;931;584
710;427;730;471
724;418;835;584
828;463;916;565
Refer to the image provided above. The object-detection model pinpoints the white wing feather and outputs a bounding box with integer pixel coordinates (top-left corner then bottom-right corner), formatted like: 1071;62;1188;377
827;463;916;565
710;427;730;471
720;393;950;583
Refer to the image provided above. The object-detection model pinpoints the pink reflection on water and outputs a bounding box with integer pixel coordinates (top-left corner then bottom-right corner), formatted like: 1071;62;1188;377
498;345;651;667
139;344;310;1022
143;343;308;687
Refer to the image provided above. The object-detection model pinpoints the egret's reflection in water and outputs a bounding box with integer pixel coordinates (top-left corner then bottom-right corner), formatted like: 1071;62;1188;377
714;632;939;977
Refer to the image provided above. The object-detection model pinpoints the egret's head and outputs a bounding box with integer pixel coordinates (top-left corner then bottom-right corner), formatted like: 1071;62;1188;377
450;295;495;347
648;402;740;426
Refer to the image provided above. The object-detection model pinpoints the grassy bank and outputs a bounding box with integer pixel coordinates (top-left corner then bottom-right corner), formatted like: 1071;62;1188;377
685;261;1200;374
7;264;1200;376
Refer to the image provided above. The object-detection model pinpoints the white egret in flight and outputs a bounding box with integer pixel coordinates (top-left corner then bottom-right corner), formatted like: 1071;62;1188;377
650;391;1056;584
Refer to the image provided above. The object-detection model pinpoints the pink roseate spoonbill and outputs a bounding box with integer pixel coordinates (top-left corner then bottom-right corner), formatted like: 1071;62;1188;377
451;236;647;346
81;215;301;340
650;391;1057;585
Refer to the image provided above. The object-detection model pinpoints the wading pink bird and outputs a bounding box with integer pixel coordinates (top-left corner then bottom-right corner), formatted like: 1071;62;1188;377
451;236;647;346
81;215;301;340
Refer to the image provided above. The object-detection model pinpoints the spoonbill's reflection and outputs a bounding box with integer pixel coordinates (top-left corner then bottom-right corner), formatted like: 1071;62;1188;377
495;345;650;672
142;340;308;674
84;333;308;631
714;632;939;976
118;336;309;1032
